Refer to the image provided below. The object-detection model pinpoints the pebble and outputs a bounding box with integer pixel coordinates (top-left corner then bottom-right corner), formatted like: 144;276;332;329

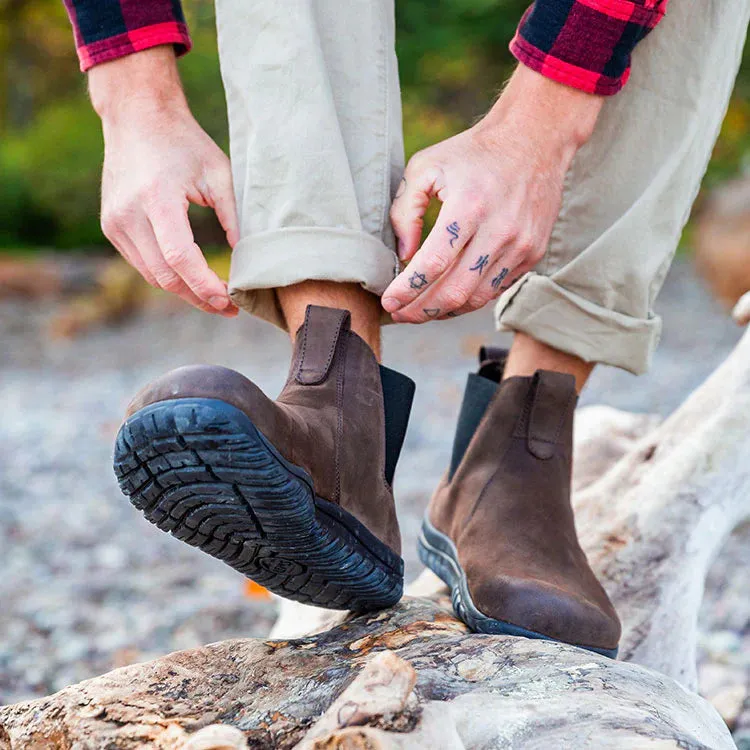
710;684;748;729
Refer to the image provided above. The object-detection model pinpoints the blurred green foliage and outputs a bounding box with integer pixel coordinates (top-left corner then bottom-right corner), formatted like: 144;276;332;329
1;0;749;251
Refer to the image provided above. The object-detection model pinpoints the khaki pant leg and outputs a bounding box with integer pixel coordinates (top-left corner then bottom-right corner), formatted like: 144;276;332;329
495;0;750;374
216;0;403;328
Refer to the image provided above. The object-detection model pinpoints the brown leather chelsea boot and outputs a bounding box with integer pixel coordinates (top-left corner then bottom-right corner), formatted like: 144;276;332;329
114;305;415;612
419;348;621;657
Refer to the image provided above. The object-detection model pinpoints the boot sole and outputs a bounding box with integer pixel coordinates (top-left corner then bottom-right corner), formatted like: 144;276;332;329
113;397;404;612
418;516;618;658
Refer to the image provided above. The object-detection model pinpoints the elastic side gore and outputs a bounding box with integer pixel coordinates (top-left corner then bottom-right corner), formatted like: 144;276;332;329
379;365;416;486
449;373;499;480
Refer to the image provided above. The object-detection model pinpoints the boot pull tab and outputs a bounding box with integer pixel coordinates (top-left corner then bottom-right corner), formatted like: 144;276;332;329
527;371;577;459
295;306;351;385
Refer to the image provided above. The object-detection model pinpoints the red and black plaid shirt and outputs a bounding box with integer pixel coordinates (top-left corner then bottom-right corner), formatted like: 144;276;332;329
63;0;667;96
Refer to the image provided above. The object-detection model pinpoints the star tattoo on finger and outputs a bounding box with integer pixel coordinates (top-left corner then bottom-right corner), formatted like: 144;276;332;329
409;271;428;290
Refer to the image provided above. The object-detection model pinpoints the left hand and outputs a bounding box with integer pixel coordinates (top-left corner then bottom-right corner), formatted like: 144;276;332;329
381;65;602;323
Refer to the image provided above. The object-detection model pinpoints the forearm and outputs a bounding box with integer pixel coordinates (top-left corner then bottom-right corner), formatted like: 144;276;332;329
88;46;188;125
475;64;603;164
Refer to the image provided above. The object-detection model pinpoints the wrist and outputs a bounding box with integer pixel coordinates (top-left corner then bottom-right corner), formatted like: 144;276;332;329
88;46;189;125
477;64;603;154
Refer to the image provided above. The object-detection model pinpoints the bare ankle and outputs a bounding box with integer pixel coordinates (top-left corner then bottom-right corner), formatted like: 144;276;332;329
277;281;382;359
504;332;594;393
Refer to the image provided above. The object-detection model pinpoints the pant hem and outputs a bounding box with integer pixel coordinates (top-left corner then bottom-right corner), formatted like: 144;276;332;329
494;272;661;375
228;227;400;330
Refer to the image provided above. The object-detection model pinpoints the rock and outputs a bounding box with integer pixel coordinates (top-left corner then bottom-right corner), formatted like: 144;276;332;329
710;684;747;730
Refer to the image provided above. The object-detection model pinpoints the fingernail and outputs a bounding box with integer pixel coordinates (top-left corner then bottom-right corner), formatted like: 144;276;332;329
397;239;406;259
381;296;401;313
209;295;230;310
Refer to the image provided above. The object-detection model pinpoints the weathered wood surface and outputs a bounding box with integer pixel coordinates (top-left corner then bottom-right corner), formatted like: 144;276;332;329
2;301;749;749
0;594;736;749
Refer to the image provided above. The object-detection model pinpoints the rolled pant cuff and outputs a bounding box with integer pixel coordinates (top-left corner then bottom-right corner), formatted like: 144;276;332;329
494;273;662;375
228;227;400;330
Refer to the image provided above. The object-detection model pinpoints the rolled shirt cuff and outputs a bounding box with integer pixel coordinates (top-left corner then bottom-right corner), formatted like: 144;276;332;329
74;22;191;72
510;0;666;96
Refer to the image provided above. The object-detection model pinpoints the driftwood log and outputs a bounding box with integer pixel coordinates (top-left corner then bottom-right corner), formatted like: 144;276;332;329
2;294;750;750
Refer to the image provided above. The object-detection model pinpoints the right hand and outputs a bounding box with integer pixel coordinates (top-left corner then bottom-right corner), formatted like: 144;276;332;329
90;47;239;317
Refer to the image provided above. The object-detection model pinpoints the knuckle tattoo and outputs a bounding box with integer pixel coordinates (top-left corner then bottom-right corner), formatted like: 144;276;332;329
469;255;490;275
446;221;460;247
491;267;510;290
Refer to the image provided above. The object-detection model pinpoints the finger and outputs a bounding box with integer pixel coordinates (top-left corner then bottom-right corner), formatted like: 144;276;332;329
389;157;444;263
443;258;521;319
117;238;159;288
391;237;492;324
133;218;238;318
393;221;517;324
147;200;234;311
101;212;159;288
382;201;476;314
104;228;159;288
201;161;240;248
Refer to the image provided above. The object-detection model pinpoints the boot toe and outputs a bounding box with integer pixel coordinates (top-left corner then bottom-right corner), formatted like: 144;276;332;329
469;575;621;652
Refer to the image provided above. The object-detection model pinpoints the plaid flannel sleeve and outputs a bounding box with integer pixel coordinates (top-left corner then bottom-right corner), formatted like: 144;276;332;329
63;0;191;72
510;0;668;95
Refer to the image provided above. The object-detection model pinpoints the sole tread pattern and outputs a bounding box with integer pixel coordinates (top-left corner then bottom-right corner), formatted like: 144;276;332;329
114;398;403;612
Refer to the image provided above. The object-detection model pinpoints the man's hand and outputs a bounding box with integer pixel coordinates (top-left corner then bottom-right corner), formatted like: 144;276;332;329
90;46;239;317
381;65;603;323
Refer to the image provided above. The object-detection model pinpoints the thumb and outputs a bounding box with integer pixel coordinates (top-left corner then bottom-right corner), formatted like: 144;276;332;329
199;158;240;248
390;156;443;263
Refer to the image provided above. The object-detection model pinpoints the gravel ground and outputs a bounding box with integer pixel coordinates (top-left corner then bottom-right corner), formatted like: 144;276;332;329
0;260;747;735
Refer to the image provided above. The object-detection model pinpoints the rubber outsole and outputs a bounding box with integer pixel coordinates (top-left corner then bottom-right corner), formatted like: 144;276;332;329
113;398;404;612
418;516;619;659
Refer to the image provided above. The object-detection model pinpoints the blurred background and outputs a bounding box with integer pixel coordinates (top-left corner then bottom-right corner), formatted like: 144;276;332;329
1;0;749;743
1;0;749;256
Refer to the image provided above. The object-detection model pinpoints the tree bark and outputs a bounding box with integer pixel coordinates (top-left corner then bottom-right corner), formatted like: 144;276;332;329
1;308;748;750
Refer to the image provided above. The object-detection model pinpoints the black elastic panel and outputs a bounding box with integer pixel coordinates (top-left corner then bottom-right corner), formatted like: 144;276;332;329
379;366;416;485
449;373;498;479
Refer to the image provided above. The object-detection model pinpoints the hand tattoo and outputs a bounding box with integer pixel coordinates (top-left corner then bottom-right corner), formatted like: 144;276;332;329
423;308;440;318
409;271;428;290
491;267;509;290
446;221;460;247
469;255;490;275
